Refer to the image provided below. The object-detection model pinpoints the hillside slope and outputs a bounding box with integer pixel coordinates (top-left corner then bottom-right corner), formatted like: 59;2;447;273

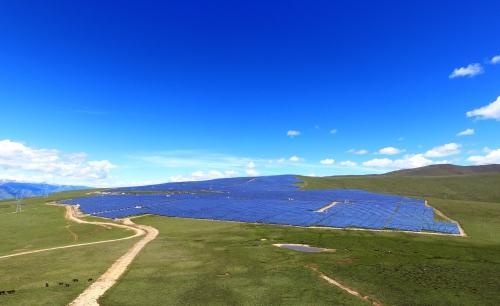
301;173;500;203
384;164;500;176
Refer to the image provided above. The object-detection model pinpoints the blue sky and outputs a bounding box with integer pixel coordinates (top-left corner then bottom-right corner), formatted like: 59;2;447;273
1;1;499;186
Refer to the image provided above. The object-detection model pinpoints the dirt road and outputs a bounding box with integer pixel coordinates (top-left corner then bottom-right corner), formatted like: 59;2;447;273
68;211;158;306
1;204;158;306
0;205;142;261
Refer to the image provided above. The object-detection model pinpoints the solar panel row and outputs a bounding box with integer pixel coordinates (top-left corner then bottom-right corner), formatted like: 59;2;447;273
61;175;460;235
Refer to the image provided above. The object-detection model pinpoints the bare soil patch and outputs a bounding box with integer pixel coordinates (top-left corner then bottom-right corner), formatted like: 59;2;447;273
307;264;382;306
273;243;336;253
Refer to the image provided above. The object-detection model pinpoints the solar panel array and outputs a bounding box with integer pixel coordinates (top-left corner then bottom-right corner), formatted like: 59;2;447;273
61;175;460;235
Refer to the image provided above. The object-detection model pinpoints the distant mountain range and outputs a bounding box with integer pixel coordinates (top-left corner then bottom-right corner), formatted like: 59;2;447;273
384;164;500;176
0;181;88;200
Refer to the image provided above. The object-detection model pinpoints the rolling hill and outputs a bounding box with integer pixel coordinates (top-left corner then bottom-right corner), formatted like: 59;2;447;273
384;164;500;176
301;164;500;203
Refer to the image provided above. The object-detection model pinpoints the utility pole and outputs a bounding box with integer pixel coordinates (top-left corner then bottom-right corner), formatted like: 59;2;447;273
16;196;22;213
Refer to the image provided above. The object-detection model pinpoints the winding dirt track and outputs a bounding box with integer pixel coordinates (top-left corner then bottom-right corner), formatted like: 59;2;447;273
0;205;143;261
0;204;158;306
67;207;158;306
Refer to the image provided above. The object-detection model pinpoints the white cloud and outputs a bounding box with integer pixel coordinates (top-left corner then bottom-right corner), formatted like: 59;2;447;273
348;149;368;155
246;168;259;176
467;149;500;165
363;154;434;170
457;128;475;137
363;158;393;168
340;160;357;167
491;55;500;64
330;129;338;135
245;160;259;176
287;130;301;138
378;147;403;155
449;63;484;78
0;139;115;186
138;150;258;169
424;143;461;158
224;170;238;176
289;155;302;162
320;158;335;165
169;170;239;182
466;96;500;121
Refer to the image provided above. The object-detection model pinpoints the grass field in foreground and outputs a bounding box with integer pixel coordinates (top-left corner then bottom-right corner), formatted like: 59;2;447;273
0;239;137;306
0;191;132;256
0;191;137;306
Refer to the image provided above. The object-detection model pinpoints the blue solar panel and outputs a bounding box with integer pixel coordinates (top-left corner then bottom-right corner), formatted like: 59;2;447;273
61;175;460;235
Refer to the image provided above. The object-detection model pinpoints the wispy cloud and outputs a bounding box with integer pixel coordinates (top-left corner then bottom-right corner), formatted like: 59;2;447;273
137;151;248;169
378;147;404;155
340;161;357;167
289;155;302;162
490;55;500;64
466;96;500;121
287;130;301;138
362;154;434;170
457;128;475;137
330;129;338;135
424;143;461;158
169;170;239;182
449;63;484;78
347;149;368;155
320;158;335;165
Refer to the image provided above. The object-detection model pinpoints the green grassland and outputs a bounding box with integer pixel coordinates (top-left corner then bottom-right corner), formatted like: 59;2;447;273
299;174;500;202
0;190;137;306
2;174;500;306
99;174;500;306
0;239;137;306
0;190;132;256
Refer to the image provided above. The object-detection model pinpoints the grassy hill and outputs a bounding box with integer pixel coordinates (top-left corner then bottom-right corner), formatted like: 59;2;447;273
300;173;500;203
384;164;500;176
